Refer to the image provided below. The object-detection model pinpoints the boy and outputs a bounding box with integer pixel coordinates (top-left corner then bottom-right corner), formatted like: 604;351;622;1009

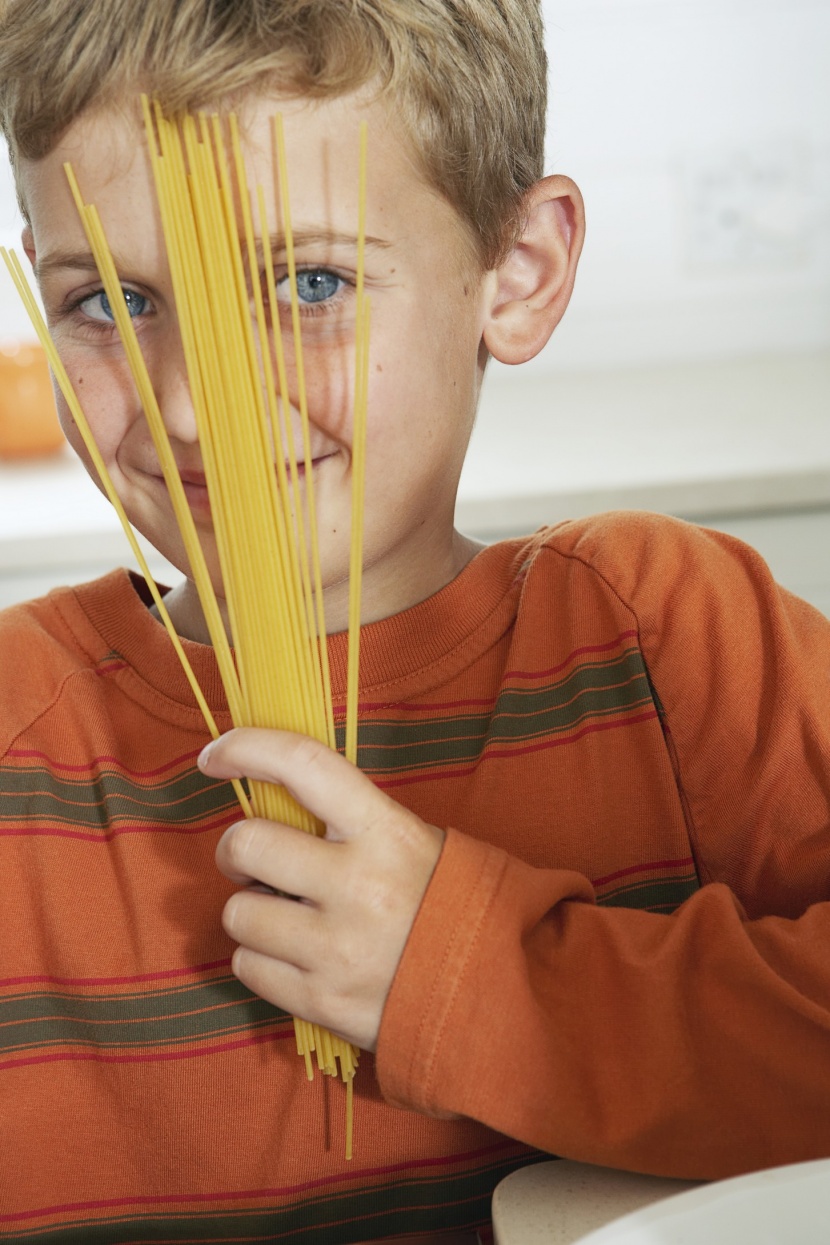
1;1;829;1242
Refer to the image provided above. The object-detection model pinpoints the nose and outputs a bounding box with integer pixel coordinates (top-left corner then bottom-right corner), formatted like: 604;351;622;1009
152;348;199;447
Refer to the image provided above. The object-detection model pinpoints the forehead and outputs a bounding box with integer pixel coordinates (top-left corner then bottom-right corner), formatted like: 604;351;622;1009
18;90;475;274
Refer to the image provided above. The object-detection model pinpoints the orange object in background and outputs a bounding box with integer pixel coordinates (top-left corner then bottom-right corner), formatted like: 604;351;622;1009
0;341;65;460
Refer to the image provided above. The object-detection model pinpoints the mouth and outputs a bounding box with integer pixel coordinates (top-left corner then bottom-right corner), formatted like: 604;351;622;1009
152;455;335;514
177;471;211;516
283;454;333;479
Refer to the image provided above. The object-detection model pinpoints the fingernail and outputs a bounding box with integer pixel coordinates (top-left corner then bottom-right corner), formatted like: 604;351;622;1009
198;740;217;770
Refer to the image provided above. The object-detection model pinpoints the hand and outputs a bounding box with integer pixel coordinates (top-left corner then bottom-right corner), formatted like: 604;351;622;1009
201;728;445;1052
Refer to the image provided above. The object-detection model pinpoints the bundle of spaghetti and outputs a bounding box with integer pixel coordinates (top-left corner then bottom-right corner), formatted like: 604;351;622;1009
1;101;370;1158
0;246;252;825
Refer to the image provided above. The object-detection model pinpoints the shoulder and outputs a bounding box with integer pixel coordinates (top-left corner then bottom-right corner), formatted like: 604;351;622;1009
528;510;786;627
515;511;830;682
536;509;746;582
526;508;830;722
0;578;116;757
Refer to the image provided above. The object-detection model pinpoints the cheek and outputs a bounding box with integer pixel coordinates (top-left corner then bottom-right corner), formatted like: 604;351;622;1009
364;315;479;444
50;360;133;470
50;373;88;461
50;376;76;440
293;335;356;443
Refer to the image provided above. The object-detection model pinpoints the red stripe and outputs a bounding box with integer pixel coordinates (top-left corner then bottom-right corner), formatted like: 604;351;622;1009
591;857;696;888
94;662;128;678
5;748;209;778
0;1027;294;1074
0;1140;517;1224
375;710;659;790
350;678;647;756
331;634;643;716
503;631;639;681
0;812;238;844
340;697;499;715
0;960;233;990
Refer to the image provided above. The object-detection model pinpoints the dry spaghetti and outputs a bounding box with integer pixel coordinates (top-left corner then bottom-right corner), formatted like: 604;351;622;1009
1;100;370;1158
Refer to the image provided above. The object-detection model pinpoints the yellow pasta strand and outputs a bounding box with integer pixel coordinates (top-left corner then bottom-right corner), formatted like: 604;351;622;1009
345;123;370;766
272;116;336;752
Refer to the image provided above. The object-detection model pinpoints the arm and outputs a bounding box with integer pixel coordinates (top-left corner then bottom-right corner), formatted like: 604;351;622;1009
379;515;830;1177
205;732;830;1180
378;825;830;1179
206;516;830;1180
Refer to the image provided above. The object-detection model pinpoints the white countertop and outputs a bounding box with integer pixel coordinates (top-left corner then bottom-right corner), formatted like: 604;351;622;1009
491;1161;700;1245
491;1157;830;1245
461;351;830;534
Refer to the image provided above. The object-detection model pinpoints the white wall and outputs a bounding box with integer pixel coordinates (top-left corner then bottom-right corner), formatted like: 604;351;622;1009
0;136;38;340
1;0;828;366
533;0;830;373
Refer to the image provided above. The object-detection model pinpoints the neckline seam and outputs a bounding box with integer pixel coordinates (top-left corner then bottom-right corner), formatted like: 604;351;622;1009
74;543;531;716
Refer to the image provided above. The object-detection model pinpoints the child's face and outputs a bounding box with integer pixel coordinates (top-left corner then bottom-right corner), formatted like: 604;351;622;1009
18;90;491;634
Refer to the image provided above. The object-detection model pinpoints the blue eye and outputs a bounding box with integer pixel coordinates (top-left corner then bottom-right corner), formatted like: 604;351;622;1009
80;288;150;322
277;269;343;307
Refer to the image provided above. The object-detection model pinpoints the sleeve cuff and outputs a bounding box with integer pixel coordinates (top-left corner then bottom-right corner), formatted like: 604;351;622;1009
375;826;511;1115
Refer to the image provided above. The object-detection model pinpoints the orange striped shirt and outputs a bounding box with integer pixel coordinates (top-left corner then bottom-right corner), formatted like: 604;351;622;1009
2;513;829;1240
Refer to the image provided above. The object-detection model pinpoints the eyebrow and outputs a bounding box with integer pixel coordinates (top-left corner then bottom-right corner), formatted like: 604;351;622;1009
34;250;100;281
34;230;392;282
268;230;392;254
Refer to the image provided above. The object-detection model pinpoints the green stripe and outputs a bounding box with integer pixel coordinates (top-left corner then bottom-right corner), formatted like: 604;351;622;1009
2;651;654;820
597;875;699;912
0;1150;546;1243
97;649;125;666
355;697;656;775
345;649;655;773
0;767;237;829
0;976;289;1056
0;874;701;1060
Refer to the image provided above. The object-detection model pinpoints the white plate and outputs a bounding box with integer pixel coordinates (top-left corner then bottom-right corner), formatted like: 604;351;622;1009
575;1158;830;1244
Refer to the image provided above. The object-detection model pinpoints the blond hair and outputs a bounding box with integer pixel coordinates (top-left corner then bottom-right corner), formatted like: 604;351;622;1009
0;0;547;266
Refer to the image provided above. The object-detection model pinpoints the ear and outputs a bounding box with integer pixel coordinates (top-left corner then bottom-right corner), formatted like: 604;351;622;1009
21;225;36;269
482;175;585;365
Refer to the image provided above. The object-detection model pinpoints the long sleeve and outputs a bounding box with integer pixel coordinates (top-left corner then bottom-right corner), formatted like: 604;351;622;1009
376;514;830;1180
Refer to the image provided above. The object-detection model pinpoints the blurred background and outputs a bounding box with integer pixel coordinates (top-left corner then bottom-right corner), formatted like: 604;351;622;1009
1;0;829;610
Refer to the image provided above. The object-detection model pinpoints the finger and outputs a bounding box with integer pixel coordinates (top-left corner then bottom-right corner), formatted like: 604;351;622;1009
231;947;366;1049
222;887;318;970
231;947;310;1019
216;816;332;898
200;728;392;841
